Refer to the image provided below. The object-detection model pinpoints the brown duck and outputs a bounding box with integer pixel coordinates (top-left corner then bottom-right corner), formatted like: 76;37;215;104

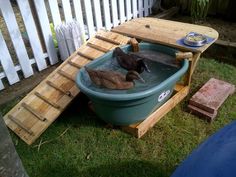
113;47;150;73
85;67;145;90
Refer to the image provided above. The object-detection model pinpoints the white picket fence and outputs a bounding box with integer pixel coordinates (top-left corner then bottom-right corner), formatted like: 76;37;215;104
0;0;154;91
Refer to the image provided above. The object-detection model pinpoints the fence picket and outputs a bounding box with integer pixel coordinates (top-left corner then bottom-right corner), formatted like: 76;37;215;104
17;0;47;71
111;0;119;27
0;80;4;90
93;0;103;30
138;0;143;17
102;0;112;30
126;0;132;20
0;32;19;85
84;0;95;38
33;0;58;64
61;0;73;22
132;0;138;18
144;0;149;16
118;0;126;23
72;0;85;37
48;0;62;27
149;0;154;13
0;0;33;78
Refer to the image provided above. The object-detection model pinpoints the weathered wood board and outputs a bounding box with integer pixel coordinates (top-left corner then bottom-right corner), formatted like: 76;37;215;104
3;30;130;145
112;17;219;53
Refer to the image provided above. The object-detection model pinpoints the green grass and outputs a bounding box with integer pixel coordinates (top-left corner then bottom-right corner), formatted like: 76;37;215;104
1;58;236;177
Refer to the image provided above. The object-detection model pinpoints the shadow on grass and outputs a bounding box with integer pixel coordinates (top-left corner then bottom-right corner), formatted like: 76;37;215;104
38;160;168;177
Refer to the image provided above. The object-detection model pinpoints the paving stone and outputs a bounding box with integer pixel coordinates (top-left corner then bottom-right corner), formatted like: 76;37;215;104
189;78;235;114
188;104;217;122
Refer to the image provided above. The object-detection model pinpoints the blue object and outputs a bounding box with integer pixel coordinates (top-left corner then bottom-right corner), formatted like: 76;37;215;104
171;121;236;177
76;43;189;125
176;34;215;49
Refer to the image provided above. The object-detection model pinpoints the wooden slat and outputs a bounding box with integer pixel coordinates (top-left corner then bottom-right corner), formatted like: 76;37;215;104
95;30;131;45
84;0;95;38
8;115;34;135
0;0;33;78
87;42;110;53
17;0;47;71
87;37;118;51
77;51;95;60
68;59;83;68
21;103;46;121
46;80;73;98
33;0;58;64
95;35;120;45
34;91;62;110
58;69;75;82
125;0;132;20
132;0;138;18
118;0;126;23
138;0;144;17
48;0;62;27
111;0;119;27
93;0;103;30
0;32;20;85
102;0;112;30
3;30;130;145
61;0;73;22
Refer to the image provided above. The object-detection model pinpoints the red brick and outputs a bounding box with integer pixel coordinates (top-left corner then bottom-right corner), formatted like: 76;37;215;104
188;104;217;122
189;78;235;114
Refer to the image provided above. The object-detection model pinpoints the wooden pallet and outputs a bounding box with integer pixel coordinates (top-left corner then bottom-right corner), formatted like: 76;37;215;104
3;30;130;145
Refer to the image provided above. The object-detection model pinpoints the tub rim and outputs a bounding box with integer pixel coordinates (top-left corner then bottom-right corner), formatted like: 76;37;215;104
76;43;189;101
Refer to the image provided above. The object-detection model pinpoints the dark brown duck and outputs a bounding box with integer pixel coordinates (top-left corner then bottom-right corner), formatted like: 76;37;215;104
85;67;145;90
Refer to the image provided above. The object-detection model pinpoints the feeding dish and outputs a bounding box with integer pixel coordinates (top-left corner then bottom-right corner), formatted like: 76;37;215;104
184;32;207;47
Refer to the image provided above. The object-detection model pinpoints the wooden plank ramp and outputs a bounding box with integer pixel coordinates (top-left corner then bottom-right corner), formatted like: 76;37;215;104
3;30;130;145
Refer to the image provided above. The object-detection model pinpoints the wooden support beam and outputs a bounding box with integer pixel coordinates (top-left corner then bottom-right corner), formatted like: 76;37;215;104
34;91;62;110
21;102;47;121
8;115;34;135
46;80;73;98
129;38;139;52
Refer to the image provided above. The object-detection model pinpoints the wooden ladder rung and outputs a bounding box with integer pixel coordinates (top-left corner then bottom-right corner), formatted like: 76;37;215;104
46;80;73;98
8;115;34;135
21;102;47;122
67;59;82;69
34;91;62;110
58;69;75;82
77;51;95;60
87;42;110;53
95;34;120;45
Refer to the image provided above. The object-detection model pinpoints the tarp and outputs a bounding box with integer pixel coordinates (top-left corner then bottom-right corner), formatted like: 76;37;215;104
171;121;236;177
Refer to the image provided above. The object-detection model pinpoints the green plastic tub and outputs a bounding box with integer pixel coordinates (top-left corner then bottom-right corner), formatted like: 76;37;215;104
76;43;189;125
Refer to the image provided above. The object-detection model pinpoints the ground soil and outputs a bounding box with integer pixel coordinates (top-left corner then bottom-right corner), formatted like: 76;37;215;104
172;15;236;42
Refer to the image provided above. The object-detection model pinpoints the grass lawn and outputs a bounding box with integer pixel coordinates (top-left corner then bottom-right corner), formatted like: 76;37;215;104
1;58;236;177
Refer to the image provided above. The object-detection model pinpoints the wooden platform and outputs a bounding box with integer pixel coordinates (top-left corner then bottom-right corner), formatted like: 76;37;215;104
122;84;189;138
3;30;130;145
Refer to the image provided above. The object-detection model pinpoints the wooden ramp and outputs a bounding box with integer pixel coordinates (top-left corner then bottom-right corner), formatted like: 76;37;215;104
3;30;130;145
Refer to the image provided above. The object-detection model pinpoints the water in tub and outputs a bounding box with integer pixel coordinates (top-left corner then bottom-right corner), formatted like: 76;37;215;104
81;50;180;94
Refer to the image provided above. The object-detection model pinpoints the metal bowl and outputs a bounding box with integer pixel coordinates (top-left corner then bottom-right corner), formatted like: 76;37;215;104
184;32;207;47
